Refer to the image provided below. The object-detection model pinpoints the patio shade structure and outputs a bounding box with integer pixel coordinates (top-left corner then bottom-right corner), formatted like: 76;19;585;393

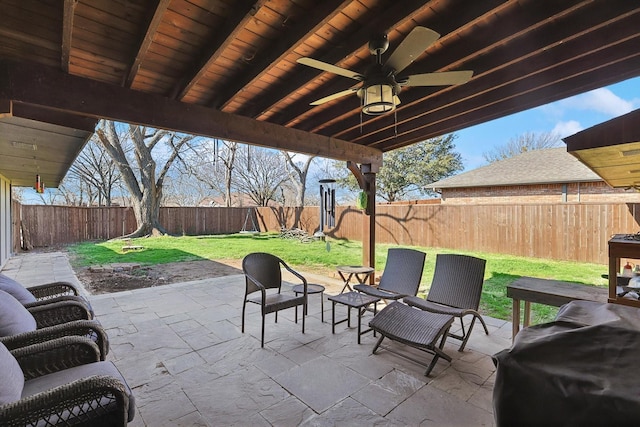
0;0;639;266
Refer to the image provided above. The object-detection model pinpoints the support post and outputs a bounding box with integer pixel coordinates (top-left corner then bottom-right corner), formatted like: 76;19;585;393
347;161;378;283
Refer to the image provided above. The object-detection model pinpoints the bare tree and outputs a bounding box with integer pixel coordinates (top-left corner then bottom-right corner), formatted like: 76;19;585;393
35;188;63;205
181;139;238;207
235;147;288;206
282;152;315;206
482;131;562;163
11;187;25;203
282;152;315;228
162;173;209;206
67;140;121;206
95;120;194;237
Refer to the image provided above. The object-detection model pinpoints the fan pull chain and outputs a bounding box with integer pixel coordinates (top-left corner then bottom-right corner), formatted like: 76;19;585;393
394;108;398;138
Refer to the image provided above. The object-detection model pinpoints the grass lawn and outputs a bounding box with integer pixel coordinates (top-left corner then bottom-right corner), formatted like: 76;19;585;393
68;233;608;324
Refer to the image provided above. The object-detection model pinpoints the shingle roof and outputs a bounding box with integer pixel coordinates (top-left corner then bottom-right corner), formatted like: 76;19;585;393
427;147;602;189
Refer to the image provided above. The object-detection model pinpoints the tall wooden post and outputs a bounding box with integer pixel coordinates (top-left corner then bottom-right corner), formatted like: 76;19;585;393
347;161;378;283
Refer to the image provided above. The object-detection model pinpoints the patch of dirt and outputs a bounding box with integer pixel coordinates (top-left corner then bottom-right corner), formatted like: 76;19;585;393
75;259;244;294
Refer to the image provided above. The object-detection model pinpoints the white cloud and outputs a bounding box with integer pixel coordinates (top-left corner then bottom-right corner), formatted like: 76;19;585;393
552;120;583;138
560;88;635;116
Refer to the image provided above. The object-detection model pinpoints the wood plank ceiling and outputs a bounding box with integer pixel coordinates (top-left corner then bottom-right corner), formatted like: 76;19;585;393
0;0;639;187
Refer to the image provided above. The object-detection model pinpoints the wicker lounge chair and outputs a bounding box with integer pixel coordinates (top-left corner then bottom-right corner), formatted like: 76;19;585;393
0;289;108;359
0;337;134;426
369;301;454;376
353;248;426;301
242;252;308;347
403;254;488;351
0;272;94;318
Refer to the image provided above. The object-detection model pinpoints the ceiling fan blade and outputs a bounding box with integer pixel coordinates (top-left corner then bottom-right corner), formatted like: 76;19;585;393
297;57;363;80
402;70;474;86
385;27;440;74
310;88;357;105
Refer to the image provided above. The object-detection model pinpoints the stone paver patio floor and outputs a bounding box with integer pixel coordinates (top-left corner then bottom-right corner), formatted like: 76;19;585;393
2;252;513;426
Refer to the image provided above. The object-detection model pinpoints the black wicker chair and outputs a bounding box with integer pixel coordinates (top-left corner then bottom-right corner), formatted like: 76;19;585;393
403;254;488;351
242;252;307;347
0;337;134;426
354;248;426;301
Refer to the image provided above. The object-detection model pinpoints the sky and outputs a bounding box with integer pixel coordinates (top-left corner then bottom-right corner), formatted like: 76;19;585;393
453;76;640;171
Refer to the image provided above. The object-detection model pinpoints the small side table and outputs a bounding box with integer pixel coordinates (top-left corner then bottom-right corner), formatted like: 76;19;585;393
292;284;325;322
336;265;375;293
328;291;380;344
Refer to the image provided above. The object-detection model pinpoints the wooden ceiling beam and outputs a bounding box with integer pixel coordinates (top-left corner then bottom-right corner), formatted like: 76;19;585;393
172;0;266;101
0;60;381;167
271;0;510;128
124;0;171;88
235;0;440;119
213;0;351;110
61;0;77;73
314;3;640;141
11;102;98;132
350;27;640;148
374;56;640;152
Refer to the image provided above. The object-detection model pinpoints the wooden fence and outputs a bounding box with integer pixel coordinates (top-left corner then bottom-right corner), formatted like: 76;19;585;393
13;202;640;264
16;205;252;248
255;203;640;264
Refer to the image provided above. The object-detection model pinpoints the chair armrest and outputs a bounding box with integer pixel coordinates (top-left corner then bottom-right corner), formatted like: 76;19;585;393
24;295;90;310
29;300;92;328
0;375;130;426
26;281;79;299
244;272;268;301
10;336;102;379
1;320;109;361
280;260;308;286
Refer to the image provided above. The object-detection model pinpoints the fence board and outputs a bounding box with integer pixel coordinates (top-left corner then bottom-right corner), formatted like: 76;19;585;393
13;202;640;264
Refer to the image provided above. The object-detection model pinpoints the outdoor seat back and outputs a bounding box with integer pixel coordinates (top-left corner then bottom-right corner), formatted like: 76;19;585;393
404;253;488;351
378;248;426;295
354;248;425;301
426;254;486;310
244;252;284;295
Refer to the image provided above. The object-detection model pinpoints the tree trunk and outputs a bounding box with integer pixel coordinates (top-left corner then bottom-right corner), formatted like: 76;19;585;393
123;185;167;238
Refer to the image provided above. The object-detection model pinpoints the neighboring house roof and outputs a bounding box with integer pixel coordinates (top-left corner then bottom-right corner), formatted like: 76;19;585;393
427;147;603;189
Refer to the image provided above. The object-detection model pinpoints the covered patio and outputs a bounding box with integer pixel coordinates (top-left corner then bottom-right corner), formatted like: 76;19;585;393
1;1;639;267
2;251;511;426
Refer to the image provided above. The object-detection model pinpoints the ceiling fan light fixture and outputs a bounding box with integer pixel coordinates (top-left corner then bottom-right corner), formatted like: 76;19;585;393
362;83;396;115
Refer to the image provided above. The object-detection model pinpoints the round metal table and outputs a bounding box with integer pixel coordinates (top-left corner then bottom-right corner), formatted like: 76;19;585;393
336;265;375;293
292;283;326;322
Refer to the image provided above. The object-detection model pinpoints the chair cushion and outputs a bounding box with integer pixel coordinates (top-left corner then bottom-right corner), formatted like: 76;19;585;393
0;290;37;336
22;361;136;422
0;273;36;304
0;341;24;405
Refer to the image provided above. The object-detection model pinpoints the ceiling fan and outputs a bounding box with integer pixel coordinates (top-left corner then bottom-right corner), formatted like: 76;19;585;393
297;27;473;115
